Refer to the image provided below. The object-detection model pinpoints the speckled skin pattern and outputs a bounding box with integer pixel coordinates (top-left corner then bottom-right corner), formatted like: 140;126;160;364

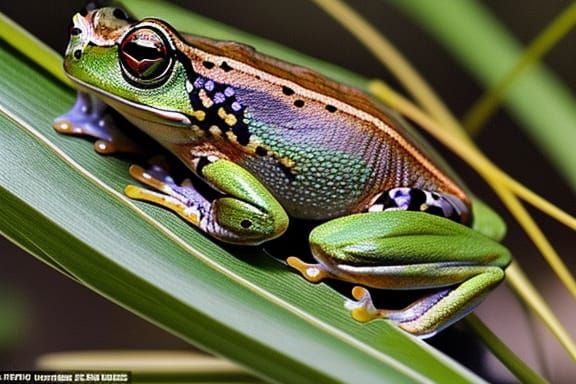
176;36;468;220
237;86;407;219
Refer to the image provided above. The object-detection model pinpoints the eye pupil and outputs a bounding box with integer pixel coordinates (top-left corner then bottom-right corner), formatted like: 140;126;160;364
123;42;166;78
124;42;164;61
113;8;129;21
120;28;172;85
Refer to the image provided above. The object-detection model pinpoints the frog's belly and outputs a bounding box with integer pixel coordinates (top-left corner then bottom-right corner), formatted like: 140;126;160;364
242;156;374;220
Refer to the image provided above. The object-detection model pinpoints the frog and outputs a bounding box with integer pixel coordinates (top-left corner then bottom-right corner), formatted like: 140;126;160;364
53;6;511;338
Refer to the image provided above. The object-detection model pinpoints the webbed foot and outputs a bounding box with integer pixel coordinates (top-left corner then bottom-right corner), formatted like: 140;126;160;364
53;92;143;154
286;256;333;283
345;285;467;338
125;163;209;227
345;286;384;322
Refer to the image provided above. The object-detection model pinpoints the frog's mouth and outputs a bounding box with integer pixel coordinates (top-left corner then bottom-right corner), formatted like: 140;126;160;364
68;75;191;128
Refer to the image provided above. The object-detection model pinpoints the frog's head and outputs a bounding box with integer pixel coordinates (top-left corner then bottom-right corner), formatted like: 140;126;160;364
63;7;196;131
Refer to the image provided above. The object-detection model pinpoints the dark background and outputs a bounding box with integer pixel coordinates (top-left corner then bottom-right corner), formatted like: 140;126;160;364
0;1;574;382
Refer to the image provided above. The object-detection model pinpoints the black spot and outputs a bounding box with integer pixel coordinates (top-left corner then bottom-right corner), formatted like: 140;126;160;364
255;75;261;80
278;163;296;182
408;189;427;210
70;27;82;36
184;73;251;148
255;146;268;156
113;8;129;20
293;99;305;108
195;156;211;175
232;124;251;146
220;61;233;72
202;61;215;69
282;86;295;96
372;191;397;209
73;49;82;59
79;7;88;16
423;205;445;217
325;105;337;113
240;219;252;228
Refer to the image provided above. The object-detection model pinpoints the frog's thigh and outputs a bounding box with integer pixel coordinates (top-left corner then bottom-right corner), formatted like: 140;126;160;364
288;210;508;285
126;156;288;245
287;211;509;337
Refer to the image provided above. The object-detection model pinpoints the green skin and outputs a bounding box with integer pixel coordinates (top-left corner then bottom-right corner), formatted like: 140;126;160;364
54;8;511;338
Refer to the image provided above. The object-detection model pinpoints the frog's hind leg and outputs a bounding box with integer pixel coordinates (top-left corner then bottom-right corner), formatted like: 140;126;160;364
287;210;510;337
291;250;506;338
53;92;143;154
345;265;504;338
287;186;473;286
370;187;471;225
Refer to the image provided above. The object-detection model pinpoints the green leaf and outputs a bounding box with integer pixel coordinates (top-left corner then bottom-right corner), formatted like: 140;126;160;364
0;3;485;384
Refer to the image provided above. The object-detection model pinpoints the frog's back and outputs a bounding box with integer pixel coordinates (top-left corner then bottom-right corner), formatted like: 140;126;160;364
179;32;469;220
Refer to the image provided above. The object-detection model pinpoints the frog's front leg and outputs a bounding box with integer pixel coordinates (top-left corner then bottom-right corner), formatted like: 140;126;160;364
126;157;289;245
288;211;511;338
53;92;142;154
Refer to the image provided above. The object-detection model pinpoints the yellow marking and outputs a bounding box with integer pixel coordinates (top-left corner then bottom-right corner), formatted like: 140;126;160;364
192;110;206;121
209;125;222;136
225;131;238;143
191;125;205;137
245;142;262;154
279;156;296;169
234;135;298;174
199;89;214;108
226;115;238;126
218;107;238;127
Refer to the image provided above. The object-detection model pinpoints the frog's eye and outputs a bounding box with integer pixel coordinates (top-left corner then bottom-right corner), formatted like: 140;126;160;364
119;27;173;86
